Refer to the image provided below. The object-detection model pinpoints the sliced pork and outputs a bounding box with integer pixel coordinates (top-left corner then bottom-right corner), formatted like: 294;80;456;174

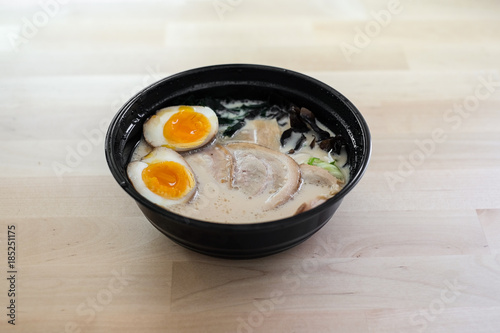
184;144;234;186
229;119;282;150
294;164;341;215
225;142;301;211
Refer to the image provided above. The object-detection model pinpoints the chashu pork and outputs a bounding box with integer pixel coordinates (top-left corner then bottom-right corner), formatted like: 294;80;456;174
225;142;301;211
229;119;282;150
294;164;341;214
184;144;234;186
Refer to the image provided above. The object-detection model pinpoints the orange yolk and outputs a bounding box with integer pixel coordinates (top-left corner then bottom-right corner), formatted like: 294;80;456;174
142;161;195;199
163;106;211;145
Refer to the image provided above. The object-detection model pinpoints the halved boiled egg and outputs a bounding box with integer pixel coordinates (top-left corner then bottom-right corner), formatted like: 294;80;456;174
127;147;197;207
143;105;219;151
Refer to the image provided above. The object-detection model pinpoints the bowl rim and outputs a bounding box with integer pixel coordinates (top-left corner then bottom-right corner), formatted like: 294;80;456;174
105;63;371;231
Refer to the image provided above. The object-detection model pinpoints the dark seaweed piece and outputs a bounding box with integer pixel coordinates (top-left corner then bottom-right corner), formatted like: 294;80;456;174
219;108;243;115
275;106;289;126
203;98;226;111
280;129;306;150
275;109;288;122
218;117;240;125
294;133;306;151
246;107;264;120
226;102;270;115
270;105;288;119
239;102;269;111
222;103;269;120
318;135;347;155
299;107;330;141
223;120;246;137
280;128;294;146
289;106;309;133
309;137;316;149
219;101;283;137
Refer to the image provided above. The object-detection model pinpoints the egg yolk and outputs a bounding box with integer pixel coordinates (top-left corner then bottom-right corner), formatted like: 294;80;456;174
163;106;211;145
142;161;195;200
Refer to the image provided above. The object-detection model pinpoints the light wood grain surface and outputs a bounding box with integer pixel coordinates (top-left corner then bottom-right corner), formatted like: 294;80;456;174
1;1;500;332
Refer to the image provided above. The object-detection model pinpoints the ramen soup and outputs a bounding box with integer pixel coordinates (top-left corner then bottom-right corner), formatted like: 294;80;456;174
127;100;350;224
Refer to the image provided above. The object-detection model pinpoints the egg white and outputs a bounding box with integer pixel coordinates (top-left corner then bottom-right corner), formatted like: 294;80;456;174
143;105;219;151
127;147;197;207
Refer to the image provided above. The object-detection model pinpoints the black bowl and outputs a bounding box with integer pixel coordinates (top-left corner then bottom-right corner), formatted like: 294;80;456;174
105;64;371;259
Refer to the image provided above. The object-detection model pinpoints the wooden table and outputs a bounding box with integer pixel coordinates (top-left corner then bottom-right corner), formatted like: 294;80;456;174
1;1;500;332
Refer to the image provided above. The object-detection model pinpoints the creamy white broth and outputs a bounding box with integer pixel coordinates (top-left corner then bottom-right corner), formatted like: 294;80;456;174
130;102;350;224
168;162;336;223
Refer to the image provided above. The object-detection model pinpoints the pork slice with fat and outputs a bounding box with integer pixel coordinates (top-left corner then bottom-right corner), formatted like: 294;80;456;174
184;144;234;186
225;142;301;210
294;164;341;215
229;119;282;150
